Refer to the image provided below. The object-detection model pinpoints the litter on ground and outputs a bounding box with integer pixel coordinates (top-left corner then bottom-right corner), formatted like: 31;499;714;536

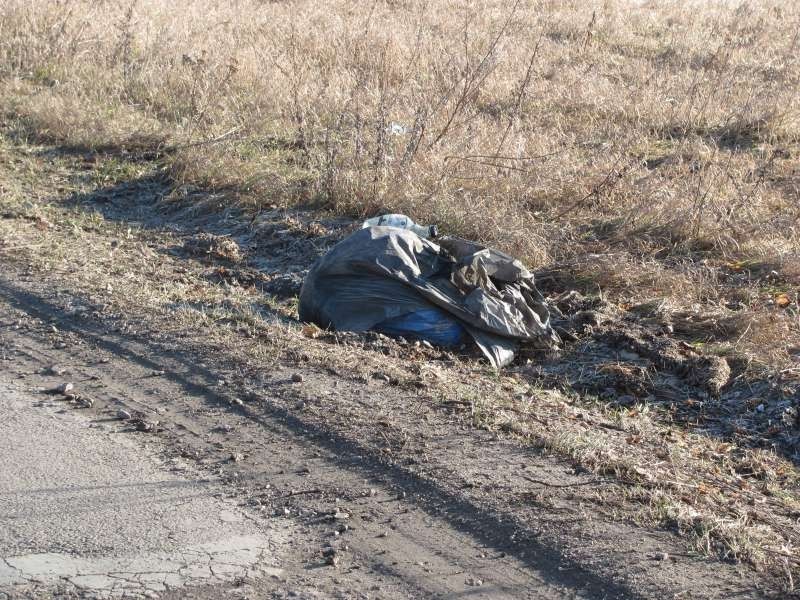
299;216;559;367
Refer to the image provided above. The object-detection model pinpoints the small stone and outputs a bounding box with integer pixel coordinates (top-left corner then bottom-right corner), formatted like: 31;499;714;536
117;409;132;420
231;397;244;406
333;510;350;520
291;373;304;383
151;370;165;376
47;365;67;376
57;382;74;395
656;552;670;561
231;453;245;463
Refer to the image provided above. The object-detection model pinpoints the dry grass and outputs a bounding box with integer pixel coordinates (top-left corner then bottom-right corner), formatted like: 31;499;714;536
2;1;799;255
1;3;799;579
2;0;798;364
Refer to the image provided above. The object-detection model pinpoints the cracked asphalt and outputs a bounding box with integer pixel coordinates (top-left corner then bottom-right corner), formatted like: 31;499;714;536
0;378;285;599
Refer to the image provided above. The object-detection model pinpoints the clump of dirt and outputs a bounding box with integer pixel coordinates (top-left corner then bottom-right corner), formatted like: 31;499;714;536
592;362;654;400
263;272;305;298
184;233;242;262
667;309;748;340
314;330;472;365
209;266;268;287
205;265;305;299
599;326;731;397
551;290;605;316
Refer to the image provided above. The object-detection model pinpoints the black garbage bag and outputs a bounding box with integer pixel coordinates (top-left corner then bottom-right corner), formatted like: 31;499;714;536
298;226;559;367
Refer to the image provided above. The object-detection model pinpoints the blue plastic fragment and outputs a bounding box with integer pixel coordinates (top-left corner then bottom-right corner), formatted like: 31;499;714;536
373;307;465;347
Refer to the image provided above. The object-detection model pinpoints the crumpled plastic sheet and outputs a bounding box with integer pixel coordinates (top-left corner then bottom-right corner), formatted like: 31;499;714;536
299;226;559;367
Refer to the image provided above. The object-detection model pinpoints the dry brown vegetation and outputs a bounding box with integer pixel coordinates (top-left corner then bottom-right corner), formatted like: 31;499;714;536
0;0;800;368
2;0;798;365
2;0;800;591
2;1;799;275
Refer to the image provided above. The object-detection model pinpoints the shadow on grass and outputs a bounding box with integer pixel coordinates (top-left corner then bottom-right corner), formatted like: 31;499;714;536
5;125;171;162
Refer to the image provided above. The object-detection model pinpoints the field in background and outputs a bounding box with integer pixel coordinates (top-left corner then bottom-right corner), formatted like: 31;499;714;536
2;4;798;245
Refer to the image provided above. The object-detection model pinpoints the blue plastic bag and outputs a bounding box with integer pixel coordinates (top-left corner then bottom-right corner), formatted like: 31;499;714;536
373;308;465;347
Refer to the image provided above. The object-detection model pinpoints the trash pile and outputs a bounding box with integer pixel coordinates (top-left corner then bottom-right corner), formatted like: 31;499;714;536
299;214;559;367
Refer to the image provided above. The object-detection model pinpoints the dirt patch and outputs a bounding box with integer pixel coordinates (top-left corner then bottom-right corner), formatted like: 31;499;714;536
183;233;243;263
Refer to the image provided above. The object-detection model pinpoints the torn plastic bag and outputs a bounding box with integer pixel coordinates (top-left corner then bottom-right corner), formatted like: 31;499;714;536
298;226;559;367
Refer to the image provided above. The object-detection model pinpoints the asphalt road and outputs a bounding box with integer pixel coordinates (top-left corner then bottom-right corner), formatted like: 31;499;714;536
0;377;285;599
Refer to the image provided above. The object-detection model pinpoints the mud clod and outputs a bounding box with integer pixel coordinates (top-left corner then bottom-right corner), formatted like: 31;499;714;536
184;233;242;263
263;273;304;298
600;327;730;397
